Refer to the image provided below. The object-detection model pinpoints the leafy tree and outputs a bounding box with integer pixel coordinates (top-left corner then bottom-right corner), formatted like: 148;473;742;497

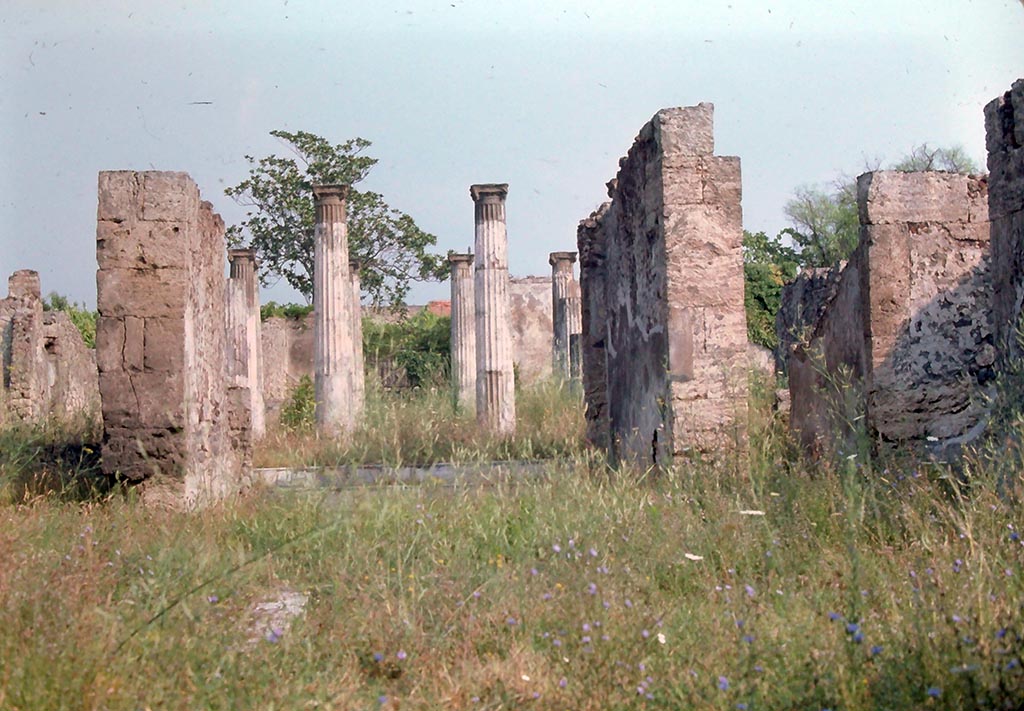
225;130;447;306
783;143;980;268
891;143;980;173
743;231;800;349
42;292;96;348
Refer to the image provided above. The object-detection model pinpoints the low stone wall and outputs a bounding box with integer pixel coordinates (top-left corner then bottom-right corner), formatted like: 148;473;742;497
509;276;553;384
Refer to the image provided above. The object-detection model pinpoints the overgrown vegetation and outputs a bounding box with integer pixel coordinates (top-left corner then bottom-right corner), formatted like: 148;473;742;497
363;310;450;390
42;292;97;348
259;300;314;321
1;373;1022;709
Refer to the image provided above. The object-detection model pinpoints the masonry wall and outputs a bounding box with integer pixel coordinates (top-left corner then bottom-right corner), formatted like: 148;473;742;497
260;315;315;420
787;170;992;453
577;203;610;449
987;79;1024;356
775;264;846;377
96;171;249;507
0;270;100;426
598;104;748;466
509;276;553;384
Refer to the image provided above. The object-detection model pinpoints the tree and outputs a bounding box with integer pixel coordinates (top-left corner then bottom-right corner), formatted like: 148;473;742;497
783;143;980;268
225;130;447;306
743;230;800;349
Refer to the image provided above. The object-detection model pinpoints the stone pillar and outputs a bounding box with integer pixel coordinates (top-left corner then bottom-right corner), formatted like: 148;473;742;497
549;251;577;378
448;252;476;413
312;185;355;434
1;270;44;421
95;171;249;508
471;183;516;434
227;248;266;439
578;203;611;449
350;259;365;421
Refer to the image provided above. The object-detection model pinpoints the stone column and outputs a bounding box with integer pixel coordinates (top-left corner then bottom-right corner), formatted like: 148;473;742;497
448;252;476;413
565;286;582;381
349;259;365;422
549;251;577;378
312;185;355;434
471;183;516;433
227;248;266;438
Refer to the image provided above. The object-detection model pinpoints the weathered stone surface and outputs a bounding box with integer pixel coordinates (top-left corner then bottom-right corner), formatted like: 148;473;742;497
509;276;553;384
987;79;1024;358
260;314;315;421
586;104;748;466
787;170;993;454
549;251;577;378
448;253;476;412
472;183;516;434
775;264;846;376
96;171;249;508
226;249;266;439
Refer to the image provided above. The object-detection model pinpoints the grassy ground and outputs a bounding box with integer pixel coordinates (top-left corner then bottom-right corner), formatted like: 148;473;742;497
1;380;1022;709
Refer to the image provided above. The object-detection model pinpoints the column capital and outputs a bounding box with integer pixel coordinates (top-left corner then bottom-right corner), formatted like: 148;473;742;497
448;252;474;265
549;251;578;267
470;183;509;204
312;184;350;204
228;248;259;267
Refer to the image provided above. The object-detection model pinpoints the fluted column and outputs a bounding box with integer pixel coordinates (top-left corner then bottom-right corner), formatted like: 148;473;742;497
312;185;354;434
448;252;476;413
227;248;266;438
349;259;365;422
471;183;516;433
549;251;577;378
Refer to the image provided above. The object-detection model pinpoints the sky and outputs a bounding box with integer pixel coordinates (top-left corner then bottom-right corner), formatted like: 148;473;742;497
2;0;1023;308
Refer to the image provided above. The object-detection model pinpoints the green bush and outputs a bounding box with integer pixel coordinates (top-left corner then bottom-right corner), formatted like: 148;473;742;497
42;292;97;348
260;301;314;321
279;375;316;431
364;310;450;389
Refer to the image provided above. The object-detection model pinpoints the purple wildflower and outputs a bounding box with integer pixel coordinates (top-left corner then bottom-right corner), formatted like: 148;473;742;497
396;650;407;660
718;676;729;691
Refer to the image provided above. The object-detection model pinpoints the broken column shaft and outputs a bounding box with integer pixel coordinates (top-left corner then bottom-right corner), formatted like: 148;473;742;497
312;185;356;434
471;183;516;433
448;252;476;413
350;259;365;421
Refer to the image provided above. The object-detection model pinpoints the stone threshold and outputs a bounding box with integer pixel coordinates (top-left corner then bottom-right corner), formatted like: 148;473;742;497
255;460;555;489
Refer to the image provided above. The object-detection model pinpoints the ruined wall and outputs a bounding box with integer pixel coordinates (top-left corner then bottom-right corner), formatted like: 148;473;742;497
787;170;992;453
599;104;748;466
578;203;610;449
987;79;1024;355
509;276;553;384
0;270;99;426
96;171;249;507
775;264;846;376
859;171;992;443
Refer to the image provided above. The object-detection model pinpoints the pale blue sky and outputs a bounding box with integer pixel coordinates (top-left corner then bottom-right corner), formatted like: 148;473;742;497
2;0;1022;307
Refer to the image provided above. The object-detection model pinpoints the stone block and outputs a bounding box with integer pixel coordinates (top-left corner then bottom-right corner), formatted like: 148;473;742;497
95;317;125;373
143;317;185;372
141;172;199;222
124;316;145;372
858;171;972;225
97;219;191;270
96;267;187;318
654;104;714;157
97;171;140;223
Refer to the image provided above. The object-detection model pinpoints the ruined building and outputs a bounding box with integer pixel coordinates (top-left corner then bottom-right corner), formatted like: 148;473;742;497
578;104;749;467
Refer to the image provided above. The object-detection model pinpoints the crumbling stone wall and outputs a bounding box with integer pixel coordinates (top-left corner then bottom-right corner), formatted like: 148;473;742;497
775;264;846;377
95;171;250;507
0;270;100;426
788;171;992;453
588;104;748;466
987;79;1024;355
260;315;315;421
577;203;610;449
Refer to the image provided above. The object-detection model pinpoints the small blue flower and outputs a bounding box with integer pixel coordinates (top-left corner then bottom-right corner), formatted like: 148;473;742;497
871;645;883;656
742;635;755;644
828;611;841;621
927;686;941;698
718;676;729;691
373;652;383;662
846;622;860;634
378;696;388;705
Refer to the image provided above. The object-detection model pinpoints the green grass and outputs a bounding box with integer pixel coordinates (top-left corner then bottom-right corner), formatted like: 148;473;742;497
1;378;1023;709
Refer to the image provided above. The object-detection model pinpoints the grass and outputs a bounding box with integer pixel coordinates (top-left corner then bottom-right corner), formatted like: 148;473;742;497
1;376;1023;709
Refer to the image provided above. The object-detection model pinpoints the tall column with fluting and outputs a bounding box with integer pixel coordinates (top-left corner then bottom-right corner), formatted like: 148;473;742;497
549;251;577;378
312;185;354;434
349;259;365;422
565;283;583;382
448;252;476;413
227;248;266;438
471;184;516;434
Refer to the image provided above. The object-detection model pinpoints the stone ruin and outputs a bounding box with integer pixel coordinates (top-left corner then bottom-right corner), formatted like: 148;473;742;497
779;79;1024;458
578;104;749;467
0;270;101;427
95;171;251;507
